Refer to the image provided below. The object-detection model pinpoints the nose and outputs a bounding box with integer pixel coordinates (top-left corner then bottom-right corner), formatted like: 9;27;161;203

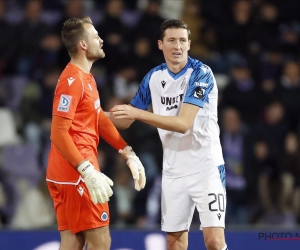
174;40;181;49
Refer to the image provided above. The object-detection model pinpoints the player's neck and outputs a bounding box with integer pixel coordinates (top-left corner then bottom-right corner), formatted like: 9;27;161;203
166;59;188;74
70;56;93;74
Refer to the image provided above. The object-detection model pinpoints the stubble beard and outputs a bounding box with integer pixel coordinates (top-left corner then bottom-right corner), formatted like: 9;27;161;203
87;48;105;61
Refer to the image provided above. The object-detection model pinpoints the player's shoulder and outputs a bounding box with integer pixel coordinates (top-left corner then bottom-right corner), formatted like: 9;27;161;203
60;64;81;79
59;64;82;85
149;62;168;76
189;57;212;73
141;62;168;83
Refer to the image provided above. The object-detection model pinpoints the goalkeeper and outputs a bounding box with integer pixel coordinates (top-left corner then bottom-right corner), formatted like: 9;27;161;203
46;16;145;250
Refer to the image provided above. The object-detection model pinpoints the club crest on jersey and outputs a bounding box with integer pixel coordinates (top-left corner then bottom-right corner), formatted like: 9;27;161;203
57;94;72;112
100;211;108;221
161;80;166;88
194;87;205;99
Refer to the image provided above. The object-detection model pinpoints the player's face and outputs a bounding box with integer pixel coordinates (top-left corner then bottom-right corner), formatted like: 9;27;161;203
158;28;191;66
84;23;105;61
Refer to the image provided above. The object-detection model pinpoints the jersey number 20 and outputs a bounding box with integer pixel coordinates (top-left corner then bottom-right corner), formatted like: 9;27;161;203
208;193;225;212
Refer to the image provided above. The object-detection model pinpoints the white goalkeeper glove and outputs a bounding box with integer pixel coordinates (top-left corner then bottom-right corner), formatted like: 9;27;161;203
119;146;146;191
77;160;113;204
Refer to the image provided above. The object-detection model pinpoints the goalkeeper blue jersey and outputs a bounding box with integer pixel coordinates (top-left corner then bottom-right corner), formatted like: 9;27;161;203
130;57;224;178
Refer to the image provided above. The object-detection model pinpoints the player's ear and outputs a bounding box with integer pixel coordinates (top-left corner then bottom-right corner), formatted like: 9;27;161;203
158;40;163;50
79;40;87;50
187;40;191;51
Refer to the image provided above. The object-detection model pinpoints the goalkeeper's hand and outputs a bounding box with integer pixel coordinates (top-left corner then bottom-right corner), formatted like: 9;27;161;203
77;161;113;204
119;146;146;191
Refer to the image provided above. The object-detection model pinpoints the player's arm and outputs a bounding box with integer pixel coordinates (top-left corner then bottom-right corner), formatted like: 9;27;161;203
104;110;134;129
50;115;84;167
50;116;115;205
110;103;199;134
111;64;215;134
50;114;115;204
99;108;128;149
98;108;146;191
107;68;153;129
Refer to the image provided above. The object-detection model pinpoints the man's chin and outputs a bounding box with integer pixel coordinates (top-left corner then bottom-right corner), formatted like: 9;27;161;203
170;55;187;63
88;53;105;61
99;51;105;59
170;58;182;64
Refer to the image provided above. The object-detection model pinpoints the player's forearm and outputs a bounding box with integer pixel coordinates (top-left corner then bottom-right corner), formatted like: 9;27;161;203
99;109;127;150
105;111;133;129
136;109;189;133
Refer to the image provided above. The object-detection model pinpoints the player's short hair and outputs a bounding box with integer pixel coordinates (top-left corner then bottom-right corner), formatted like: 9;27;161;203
61;16;93;56
160;19;191;40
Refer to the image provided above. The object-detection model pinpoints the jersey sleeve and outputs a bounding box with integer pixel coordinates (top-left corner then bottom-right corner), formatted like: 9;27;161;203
50;115;84;167
184;65;215;108
52;76;83;120
130;70;152;110
98;107;127;150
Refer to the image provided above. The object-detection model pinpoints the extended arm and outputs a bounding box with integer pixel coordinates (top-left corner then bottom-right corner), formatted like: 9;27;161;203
104;111;134;129
99;108;146;191
110;103;200;134
98;108;127;150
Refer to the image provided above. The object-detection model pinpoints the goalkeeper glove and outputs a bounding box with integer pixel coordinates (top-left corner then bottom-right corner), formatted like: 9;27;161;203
77;161;113;204
119;146;146;191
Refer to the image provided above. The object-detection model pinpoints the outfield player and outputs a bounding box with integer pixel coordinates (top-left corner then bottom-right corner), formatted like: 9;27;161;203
109;19;228;250
46;16;146;250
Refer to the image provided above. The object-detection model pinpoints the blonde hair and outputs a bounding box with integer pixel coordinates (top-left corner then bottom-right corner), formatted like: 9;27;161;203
61;15;93;56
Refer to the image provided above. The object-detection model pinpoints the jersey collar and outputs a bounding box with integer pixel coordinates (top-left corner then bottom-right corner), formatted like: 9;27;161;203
167;57;191;80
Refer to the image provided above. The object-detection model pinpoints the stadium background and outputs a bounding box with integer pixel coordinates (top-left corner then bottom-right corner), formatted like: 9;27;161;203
1;0;300;249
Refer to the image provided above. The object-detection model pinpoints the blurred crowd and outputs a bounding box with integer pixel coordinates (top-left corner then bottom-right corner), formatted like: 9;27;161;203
1;0;300;230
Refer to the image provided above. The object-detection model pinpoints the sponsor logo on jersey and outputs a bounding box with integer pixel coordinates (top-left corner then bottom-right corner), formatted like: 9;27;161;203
166;105;178;111
217;213;222;220
57;94;72;112
100;211;108;221
161;94;184;111
194;86;205;98
67;77;75;86
195;81;208;88
161;80;166;88
161;94;184;105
